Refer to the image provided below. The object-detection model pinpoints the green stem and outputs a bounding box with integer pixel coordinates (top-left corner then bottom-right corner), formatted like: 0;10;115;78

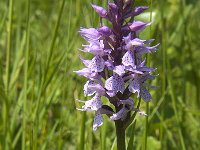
4;0;13;149
115;121;126;150
79;111;86;150
143;103;149;150
22;0;30;149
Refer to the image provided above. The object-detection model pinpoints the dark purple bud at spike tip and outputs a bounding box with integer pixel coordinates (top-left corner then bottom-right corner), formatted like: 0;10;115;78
108;2;118;13
91;4;107;18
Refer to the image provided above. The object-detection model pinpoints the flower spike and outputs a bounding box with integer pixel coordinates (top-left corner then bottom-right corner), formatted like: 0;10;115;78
75;0;159;134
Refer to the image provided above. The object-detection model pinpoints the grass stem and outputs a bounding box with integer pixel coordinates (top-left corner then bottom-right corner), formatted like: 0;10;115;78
22;0;30;149
4;0;13;149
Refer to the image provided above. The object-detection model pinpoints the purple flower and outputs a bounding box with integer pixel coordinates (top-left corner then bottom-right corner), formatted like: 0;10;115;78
79;27;101;40
93;113;104;131
84;80;105;96
105;74;125;97
76;93;102;111
75;1;158;131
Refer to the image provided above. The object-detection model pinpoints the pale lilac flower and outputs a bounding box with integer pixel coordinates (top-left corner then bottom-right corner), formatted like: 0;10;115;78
93;113;104;131
105;74;125;97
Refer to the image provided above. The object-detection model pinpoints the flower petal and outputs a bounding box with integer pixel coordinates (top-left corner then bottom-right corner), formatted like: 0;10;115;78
74;68;99;79
79;27;101;40
77;94;102;111
122;21;149;32
110;107;128;121
89;55;105;72
117;98;134;110
128;79;140;97
135;44;159;54
138;110;148;116
93;113;104;131
74;68;91;76
137;66;156;73
84;80;105;96
113;65;125;76
91;4;107;18
98;26;112;37
124;6;148;19
83;40;105;56
105;60;114;70
122;50;135;67
141;87;152;102
105;74;125;97
79;56;91;67
133;6;148;16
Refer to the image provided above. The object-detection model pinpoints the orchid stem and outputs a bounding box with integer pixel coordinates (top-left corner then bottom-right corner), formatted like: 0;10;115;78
115;121;126;150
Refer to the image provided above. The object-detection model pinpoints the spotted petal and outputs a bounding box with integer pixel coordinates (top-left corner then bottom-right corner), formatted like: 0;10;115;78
125;38;145;50
105;74;125;97
93;113;104;131
141;87;152;102
113;65;125;76
83;40;104;56
89;55;105;72
128;79;140;97
84;80;105;96
122;50;135;67
76;94;102;111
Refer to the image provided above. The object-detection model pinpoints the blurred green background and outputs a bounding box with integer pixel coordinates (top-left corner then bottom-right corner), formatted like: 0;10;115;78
0;0;200;149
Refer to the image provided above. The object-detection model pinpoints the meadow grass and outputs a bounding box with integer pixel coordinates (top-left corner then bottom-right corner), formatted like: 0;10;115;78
0;0;200;149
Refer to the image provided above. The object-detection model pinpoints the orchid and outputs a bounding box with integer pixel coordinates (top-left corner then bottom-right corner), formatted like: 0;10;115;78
75;0;158;149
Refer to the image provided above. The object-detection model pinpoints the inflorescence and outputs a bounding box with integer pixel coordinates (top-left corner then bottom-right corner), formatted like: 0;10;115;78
75;0;159;131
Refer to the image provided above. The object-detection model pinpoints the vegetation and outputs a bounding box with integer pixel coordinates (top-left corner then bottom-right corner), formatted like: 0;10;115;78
0;0;200;149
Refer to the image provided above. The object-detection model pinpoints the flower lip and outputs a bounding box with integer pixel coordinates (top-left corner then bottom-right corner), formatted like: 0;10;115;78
105;74;125;97
88;55;105;72
93;113;104;131
84;80;106;96
76;93;102;111
79;27;101;40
